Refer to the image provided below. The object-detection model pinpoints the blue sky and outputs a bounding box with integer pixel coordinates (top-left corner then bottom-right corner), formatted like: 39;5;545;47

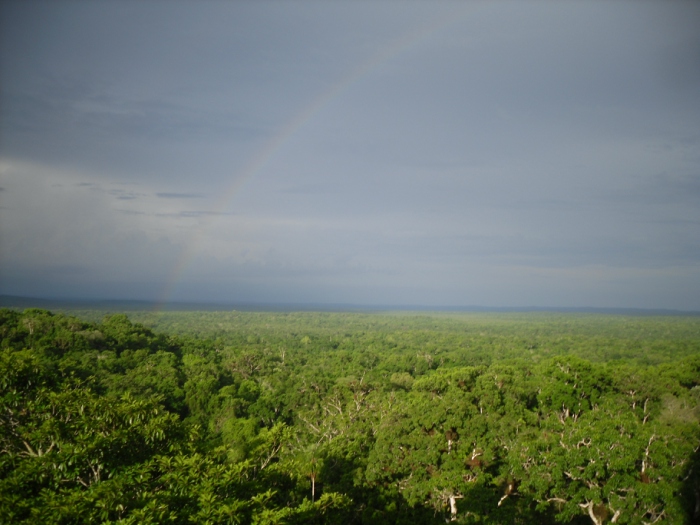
1;1;699;309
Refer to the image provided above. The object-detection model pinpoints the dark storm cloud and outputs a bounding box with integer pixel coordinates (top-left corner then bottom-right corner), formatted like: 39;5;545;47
1;1;699;309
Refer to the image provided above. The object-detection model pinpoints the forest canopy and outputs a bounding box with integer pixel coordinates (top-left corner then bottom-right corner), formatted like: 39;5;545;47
1;308;699;524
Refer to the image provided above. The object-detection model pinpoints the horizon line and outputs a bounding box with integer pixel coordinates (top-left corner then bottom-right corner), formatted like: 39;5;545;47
1;294;698;316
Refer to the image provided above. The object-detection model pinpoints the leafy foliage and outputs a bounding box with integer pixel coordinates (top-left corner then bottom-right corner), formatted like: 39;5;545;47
1;308;699;523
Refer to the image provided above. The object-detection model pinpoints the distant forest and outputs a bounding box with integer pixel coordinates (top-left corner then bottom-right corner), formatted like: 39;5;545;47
2;308;699;524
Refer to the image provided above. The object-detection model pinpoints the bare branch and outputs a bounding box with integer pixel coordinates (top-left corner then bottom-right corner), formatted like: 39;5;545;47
611;509;621;523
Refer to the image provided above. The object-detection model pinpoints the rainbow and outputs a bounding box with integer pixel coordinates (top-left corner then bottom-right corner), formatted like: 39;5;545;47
156;7;473;310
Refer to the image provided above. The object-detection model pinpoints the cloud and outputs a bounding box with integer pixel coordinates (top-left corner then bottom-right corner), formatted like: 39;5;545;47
2;2;700;309
116;209;147;216
155;210;234;218
276;183;331;195
156;192;205;199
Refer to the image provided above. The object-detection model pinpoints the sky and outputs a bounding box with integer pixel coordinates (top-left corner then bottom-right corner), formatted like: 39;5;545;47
1;1;700;310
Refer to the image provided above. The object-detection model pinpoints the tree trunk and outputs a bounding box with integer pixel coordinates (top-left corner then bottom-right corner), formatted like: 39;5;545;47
449;495;458;521
580;501;603;525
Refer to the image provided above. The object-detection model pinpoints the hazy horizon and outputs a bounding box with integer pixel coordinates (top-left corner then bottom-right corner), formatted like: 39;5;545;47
2;293;699;317
2;1;700;310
